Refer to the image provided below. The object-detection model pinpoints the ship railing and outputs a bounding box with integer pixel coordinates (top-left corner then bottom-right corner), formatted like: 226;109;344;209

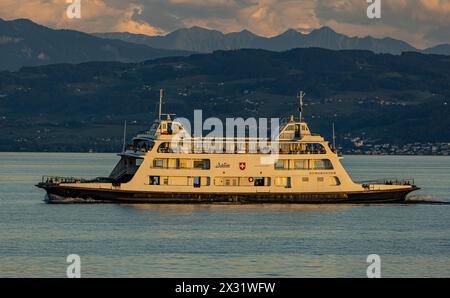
156;147;327;155
41;176;113;185
124;145;150;153
359;178;416;190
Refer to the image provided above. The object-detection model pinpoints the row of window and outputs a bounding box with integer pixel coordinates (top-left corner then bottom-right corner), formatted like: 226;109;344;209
214;177;270;187
153;158;211;169
157;142;327;155
152;158;334;171
274;159;334;170
148;176;341;188
149;176;209;188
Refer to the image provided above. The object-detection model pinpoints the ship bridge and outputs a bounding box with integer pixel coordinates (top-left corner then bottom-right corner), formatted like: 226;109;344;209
278;115;324;143
279;115;310;139
156;116;185;138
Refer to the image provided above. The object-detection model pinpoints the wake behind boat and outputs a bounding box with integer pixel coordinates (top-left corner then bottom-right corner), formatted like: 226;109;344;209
37;91;419;204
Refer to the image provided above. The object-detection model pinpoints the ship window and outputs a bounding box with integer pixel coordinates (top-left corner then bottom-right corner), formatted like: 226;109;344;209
302;177;309;183
193;177;201;188
277;143;326;154
313;159;334;170
280;143;290;153
153;159;166;168
225;142;235;153
149;176;160;185
168;158;178;169
203;142;218;153
275;159;309;170
148;176;211;186
293;160;308;169
193;141;203;153
194;159;211;169
317;177;325;183
329;177;341;186
236;142;247;153
158;143;172;153
275;177;291;188
329;143;337;153
285;125;295;131
275;160;285;169
295;125;301;138
130;139;154;152
248;142;258;154
214;177;239;186
254;177;265;187
180;159;190;168
304;143;326;154
216;177;269;187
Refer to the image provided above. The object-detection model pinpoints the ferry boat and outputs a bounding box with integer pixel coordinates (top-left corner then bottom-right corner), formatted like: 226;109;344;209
37;91;419;204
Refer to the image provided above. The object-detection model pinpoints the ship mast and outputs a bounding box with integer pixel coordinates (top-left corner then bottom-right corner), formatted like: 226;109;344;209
159;88;164;121
122;120;127;152
332;123;336;149
297;91;305;122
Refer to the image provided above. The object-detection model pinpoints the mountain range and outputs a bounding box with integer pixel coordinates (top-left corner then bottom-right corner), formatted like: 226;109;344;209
0;18;192;71
1;18;450;71
94;26;450;56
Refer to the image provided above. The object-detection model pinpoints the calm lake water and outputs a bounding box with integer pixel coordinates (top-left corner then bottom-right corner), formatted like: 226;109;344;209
0;153;449;278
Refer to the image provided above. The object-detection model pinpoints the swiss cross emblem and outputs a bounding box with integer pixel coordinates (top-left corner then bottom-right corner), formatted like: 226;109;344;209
239;162;246;171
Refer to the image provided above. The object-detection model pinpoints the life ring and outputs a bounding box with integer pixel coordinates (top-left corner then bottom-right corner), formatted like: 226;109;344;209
248;177;254;183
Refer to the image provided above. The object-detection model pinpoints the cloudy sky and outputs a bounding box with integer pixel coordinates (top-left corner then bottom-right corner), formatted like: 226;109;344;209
1;0;449;48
